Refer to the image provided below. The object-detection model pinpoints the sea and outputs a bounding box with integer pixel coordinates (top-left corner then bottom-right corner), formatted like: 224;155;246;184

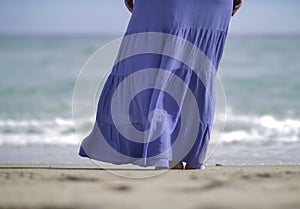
0;35;299;165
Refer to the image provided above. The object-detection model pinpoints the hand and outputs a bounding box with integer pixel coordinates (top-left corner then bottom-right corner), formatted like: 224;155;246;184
125;0;133;13
232;0;243;17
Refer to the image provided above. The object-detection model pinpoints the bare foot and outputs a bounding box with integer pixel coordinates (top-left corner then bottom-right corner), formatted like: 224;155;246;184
185;164;195;169
169;161;184;169
185;164;206;169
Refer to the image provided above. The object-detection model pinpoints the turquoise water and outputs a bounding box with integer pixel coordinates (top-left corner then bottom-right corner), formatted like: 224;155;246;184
220;36;300;145
0;35;299;164
222;36;300;117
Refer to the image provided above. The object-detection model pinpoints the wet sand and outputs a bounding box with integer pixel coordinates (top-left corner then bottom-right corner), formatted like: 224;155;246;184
0;164;299;209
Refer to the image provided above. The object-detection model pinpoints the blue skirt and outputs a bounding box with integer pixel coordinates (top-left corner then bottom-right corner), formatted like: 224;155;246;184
79;0;232;169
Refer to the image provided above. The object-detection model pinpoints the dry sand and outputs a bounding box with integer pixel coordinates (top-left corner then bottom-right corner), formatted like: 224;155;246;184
0;164;299;209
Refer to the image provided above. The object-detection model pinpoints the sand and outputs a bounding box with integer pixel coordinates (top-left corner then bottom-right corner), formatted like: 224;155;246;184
0;164;299;209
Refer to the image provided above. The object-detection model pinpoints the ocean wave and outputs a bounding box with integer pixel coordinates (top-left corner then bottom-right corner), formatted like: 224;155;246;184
218;111;300;145
0;113;299;147
0;118;79;146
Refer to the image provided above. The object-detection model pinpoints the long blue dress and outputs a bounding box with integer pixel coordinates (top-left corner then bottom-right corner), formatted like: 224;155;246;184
79;0;232;169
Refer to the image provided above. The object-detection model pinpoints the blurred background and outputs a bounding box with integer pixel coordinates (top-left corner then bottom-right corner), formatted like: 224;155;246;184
0;0;299;165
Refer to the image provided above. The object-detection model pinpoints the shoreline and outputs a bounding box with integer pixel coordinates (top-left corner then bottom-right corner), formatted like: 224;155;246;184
1;144;299;165
0;164;299;209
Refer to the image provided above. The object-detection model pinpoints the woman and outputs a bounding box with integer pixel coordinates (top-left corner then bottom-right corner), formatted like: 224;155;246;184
79;0;242;169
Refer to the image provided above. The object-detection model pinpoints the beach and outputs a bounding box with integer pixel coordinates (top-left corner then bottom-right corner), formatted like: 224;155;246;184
1;36;300;164
0;165;299;209
0;17;300;209
1;1;300;208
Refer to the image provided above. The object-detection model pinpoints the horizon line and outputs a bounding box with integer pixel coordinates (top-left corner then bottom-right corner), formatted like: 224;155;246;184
0;32;300;38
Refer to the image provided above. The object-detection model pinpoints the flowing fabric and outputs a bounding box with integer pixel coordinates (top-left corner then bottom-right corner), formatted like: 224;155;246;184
79;0;232;169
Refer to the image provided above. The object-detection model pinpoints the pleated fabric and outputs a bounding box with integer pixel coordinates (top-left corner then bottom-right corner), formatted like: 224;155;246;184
79;0;232;169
